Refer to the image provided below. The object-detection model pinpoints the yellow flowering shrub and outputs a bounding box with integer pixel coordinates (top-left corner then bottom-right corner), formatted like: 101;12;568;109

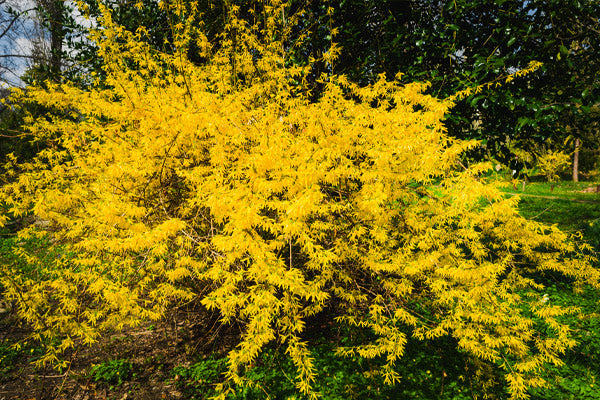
538;150;571;189
1;1;598;399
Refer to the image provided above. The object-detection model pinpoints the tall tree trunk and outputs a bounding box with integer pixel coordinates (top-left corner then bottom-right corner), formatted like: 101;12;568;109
572;137;580;182
49;2;63;76
38;0;64;80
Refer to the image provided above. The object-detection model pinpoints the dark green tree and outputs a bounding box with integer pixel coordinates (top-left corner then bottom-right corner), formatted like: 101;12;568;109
324;0;600;175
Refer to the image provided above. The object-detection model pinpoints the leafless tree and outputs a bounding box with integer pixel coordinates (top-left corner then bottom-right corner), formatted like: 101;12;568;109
0;0;39;86
0;0;72;87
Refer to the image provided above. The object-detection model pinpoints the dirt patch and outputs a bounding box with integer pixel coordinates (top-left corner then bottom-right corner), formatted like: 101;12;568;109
0;305;240;400
581;185;600;193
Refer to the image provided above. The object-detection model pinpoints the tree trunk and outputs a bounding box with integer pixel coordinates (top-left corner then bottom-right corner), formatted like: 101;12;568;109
37;0;64;80
572;137;580;182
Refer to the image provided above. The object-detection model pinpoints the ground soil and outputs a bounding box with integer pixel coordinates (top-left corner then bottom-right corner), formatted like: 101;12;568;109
0;305;239;400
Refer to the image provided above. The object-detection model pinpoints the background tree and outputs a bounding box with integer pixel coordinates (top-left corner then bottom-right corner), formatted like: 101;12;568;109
293;0;600;176
0;0;38;87
1;0;93;177
36;0;67;79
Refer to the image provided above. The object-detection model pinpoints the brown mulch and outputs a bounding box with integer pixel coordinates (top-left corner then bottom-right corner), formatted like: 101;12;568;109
0;305;239;400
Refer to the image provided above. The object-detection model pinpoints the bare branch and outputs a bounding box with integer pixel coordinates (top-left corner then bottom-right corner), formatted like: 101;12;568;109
0;7;36;41
0;54;35;59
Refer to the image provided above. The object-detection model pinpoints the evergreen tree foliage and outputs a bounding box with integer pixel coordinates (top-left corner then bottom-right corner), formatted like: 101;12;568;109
318;0;600;167
0;1;598;399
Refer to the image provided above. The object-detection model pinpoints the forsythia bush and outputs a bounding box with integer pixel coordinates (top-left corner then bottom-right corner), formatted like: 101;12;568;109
538;150;571;190
1;1;598;398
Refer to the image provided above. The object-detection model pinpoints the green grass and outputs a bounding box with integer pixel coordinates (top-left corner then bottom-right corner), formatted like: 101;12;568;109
500;179;600;400
0;340;21;378
510;180;600;200
170;338;480;400
499;180;600;238
0;339;44;380
529;279;600;400
89;359;134;386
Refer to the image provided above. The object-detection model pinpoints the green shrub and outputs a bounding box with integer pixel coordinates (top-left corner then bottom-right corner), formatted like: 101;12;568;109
171;340;481;400
586;218;600;251
172;357;228;399
89;359;133;385
0;340;20;378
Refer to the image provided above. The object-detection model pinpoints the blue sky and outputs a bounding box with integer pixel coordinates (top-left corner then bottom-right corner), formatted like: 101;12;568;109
0;0;92;88
0;0;37;87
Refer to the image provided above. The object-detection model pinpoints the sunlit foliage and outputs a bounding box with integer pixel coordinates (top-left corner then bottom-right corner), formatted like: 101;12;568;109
1;1;598;399
538;150;571;189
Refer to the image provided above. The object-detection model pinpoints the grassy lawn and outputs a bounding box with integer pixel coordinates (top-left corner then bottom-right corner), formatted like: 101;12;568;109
498;179;600;400
499;180;600;236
